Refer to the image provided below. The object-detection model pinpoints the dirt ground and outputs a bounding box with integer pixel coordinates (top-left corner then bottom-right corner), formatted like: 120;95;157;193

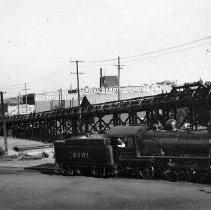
0;137;54;168
0;173;211;210
0;136;47;155
1;137;211;210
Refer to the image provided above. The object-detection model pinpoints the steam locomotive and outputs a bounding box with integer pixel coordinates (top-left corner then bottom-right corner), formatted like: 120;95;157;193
54;121;211;182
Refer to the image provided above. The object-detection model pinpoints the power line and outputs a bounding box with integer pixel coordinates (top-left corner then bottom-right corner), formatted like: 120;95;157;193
121;35;211;60
0;65;70;88
84;57;117;63
122;41;211;63
74;39;211;68
1;36;211;91
29;66;70;84
83;36;211;63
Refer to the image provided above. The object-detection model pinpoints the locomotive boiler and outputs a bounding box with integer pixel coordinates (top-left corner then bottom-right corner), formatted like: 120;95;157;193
54;123;211;182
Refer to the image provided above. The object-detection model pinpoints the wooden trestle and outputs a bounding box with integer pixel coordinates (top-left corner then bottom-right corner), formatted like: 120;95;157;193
1;82;211;142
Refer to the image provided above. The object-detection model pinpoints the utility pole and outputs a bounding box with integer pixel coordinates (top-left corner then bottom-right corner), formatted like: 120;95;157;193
70;60;84;107
0;91;8;154
114;56;124;101
58;89;61;107
58;88;63;108
17;92;21;115
22;83;30;114
60;88;63;104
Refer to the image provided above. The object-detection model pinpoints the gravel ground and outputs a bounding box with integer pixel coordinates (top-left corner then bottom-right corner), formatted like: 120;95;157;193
0;137;47;155
0;137;54;168
1;137;211;210
0;173;211;210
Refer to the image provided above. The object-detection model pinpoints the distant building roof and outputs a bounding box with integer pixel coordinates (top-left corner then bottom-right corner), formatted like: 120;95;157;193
101;76;118;88
4;97;20;105
5;93;35;105
155;80;176;86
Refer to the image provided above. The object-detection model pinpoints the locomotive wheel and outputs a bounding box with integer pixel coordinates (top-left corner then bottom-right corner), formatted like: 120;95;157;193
162;169;178;182
190;171;208;183
59;167;68;176
177;169;188;181
91;168;107;177
75;168;82;175
67;168;74;176
107;168;118;177
98;168;106;178
137;165;155;179
91;169;99;177
54;166;61;174
57;164;68;175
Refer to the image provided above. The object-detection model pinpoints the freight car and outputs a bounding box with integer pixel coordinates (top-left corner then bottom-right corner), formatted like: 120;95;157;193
54;122;211;182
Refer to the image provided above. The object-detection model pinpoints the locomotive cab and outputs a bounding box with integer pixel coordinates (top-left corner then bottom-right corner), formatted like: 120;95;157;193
106;126;147;158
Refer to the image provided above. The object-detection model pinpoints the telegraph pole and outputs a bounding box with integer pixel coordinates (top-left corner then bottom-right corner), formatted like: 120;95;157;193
58;88;63;108
0;91;8;154
114;56;124;101
22;83;30;114
17;92;21;115
70;60;84;107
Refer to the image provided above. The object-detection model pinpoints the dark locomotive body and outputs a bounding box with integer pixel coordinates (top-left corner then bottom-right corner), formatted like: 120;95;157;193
54;126;211;181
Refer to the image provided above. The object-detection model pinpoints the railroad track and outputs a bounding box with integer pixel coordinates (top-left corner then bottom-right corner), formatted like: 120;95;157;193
0;165;57;174
0;165;210;185
0;166;29;174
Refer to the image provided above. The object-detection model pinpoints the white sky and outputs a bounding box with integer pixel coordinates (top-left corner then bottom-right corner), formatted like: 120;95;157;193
0;0;211;97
